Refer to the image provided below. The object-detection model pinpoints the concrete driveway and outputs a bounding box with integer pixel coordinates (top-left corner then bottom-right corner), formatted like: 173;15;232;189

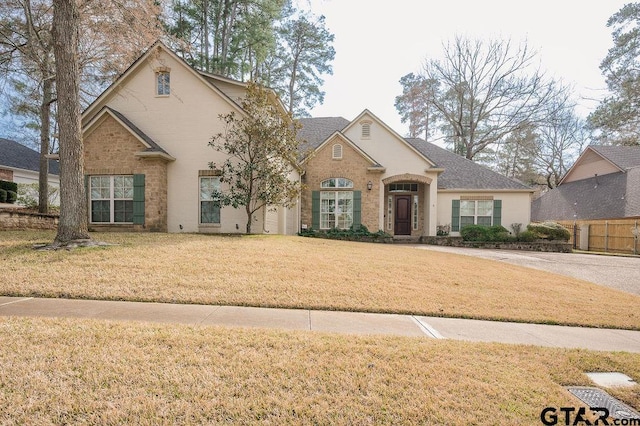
411;245;640;296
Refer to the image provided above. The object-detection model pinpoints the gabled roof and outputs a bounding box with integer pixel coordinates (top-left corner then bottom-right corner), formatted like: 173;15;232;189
0;138;59;175
559;145;640;185
82;40;247;123
589;145;640;171
297;117;351;153
297;115;532;191
83;107;175;161
343;110;437;167
303;131;383;168
531;171;638;221
405;138;533;191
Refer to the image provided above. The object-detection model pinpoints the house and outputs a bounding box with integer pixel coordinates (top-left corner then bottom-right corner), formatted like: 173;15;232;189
82;41;534;236
298;112;534;237
0;137;60;204
531;145;640;221
81;41;299;233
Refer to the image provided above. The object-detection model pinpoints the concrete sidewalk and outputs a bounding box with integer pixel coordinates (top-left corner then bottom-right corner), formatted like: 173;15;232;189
2;296;640;353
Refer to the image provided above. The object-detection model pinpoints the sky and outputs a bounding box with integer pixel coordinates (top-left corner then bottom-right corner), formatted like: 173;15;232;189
300;0;629;140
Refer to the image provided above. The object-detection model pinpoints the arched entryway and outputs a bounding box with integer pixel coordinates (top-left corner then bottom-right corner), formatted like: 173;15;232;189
382;174;432;238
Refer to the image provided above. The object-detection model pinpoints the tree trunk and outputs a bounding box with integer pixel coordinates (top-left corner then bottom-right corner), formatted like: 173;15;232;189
52;0;90;244
38;77;52;214
245;205;252;234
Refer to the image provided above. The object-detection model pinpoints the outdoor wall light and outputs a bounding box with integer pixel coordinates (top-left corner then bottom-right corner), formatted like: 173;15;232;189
367;181;373;191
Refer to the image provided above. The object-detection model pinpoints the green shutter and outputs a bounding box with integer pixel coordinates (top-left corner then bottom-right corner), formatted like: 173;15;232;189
311;191;320;230
133;174;145;225
451;199;460;232
352;190;361;230
493;199;502;227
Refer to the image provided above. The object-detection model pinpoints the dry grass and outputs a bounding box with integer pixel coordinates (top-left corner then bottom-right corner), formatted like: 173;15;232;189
1;231;639;329
0;316;638;425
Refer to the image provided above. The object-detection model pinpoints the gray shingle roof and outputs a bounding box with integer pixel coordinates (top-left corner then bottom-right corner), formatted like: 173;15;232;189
532;145;640;221
531;171;638;221
406;138;532;190
297;117;350;153
297;117;531;191
106;107;171;155
589;145;640;171
0;138;59;175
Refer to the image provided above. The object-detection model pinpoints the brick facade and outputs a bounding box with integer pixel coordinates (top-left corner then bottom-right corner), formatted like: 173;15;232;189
301;136;382;231
0;168;13;181
84;115;169;231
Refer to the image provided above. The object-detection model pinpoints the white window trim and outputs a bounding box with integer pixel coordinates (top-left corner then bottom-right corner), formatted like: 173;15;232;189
199;176;221;226
89;175;134;224
156;71;170;97
320;190;353;230
460;200;493;227
321;178;353;189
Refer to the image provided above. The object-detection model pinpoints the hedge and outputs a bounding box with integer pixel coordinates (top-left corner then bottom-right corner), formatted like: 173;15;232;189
0;180;18;193
0;189;6;203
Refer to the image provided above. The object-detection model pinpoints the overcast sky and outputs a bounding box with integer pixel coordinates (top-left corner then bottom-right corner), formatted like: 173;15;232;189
301;0;628;140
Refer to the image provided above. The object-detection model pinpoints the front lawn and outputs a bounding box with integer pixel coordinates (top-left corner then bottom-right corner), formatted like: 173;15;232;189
1;231;638;330
1;317;638;425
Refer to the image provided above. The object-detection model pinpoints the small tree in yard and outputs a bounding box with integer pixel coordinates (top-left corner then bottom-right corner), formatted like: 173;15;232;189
209;82;302;234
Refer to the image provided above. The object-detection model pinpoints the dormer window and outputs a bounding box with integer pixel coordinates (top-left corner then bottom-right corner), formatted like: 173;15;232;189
361;121;371;139
156;70;170;96
332;143;343;159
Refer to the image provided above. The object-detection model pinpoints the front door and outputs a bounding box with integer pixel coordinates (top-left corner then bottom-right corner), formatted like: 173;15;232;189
394;195;411;235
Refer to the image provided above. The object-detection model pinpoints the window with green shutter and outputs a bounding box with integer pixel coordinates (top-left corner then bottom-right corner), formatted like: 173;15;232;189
452;198;501;231
89;175;136;224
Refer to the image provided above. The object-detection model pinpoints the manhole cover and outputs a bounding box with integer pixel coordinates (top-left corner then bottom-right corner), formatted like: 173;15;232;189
567;387;640;420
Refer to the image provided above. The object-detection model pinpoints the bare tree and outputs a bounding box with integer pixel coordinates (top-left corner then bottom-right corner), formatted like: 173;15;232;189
534;96;587;188
1;0;162;213
423;36;559;160
52;0;89;244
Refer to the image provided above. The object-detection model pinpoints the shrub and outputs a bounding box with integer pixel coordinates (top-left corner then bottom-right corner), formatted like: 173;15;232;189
0;189;6;203
461;225;510;242
6;190;17;204
0;180;18;193
299;224;391;242
461;225;490;241
527;222;570;241
16;183;59;209
487;225;510;241
517;230;537;242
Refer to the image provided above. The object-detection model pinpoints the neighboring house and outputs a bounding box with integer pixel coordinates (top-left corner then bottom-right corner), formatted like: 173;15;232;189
298;112;534;237
81;41;299;233
0;137;60;205
82;41;534;236
531;145;640;221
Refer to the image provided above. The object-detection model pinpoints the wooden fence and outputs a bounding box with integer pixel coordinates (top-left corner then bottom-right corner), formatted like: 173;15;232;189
557;219;640;255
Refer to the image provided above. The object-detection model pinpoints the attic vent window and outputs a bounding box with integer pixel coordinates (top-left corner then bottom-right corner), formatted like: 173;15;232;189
361;122;371;139
156;71;170;96
332;144;343;159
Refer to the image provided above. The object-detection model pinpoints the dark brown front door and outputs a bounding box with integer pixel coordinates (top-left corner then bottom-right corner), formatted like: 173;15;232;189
394;196;411;235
